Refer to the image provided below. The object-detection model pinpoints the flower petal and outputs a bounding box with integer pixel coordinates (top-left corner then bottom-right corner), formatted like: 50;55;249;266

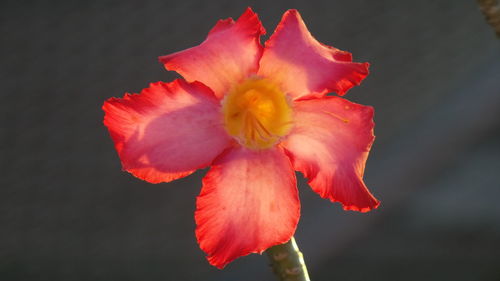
282;97;379;212
103;79;232;183
195;146;299;268
159;8;265;99
258;10;369;100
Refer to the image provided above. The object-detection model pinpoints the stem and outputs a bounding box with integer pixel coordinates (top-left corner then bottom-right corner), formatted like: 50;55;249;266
478;0;500;37
266;237;311;281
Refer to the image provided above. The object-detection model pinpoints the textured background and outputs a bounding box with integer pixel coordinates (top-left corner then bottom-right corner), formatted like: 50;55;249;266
1;0;500;280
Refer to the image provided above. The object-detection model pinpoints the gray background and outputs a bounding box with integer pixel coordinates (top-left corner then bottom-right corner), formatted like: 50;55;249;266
1;0;500;280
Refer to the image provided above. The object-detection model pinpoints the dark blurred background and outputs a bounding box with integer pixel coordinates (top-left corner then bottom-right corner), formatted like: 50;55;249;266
1;0;500;280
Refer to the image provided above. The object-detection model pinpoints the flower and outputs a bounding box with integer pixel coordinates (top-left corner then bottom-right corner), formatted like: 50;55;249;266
103;8;379;269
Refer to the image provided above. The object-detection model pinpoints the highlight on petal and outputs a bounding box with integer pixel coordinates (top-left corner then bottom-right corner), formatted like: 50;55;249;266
195;146;300;268
103;79;232;183
282;97;379;212
258;9;369;100
159;8;266;99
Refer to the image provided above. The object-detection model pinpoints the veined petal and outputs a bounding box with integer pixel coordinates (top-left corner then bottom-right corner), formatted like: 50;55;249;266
195;146;299;268
159;8;265;99
258;10;369;100
282;97;379;212
103;79;232;183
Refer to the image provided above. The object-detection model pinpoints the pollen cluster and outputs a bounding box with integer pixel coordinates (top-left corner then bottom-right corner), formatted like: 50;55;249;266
222;78;293;149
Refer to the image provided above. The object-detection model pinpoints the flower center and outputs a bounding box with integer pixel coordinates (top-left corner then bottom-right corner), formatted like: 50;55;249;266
222;78;293;149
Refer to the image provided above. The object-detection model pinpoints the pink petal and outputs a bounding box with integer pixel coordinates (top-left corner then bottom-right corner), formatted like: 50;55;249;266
258;10;369;100
159;8;265;99
195;146;299;268
103;79;232;183
282;97;379;212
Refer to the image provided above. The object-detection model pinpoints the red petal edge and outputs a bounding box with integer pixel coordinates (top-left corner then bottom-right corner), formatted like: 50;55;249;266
258;9;370;100
195;146;300;268
282;96;379;212
103;79;232;183
159;7;266;99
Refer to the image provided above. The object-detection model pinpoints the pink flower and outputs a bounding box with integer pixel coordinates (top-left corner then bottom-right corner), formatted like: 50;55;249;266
103;8;379;268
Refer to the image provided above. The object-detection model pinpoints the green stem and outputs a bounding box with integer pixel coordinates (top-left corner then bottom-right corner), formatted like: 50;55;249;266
266;237;311;281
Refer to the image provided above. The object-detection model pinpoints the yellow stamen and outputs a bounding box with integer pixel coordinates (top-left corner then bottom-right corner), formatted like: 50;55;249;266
222;78;293;149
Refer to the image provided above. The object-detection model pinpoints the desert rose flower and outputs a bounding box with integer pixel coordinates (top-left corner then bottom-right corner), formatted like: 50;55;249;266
103;8;379;269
